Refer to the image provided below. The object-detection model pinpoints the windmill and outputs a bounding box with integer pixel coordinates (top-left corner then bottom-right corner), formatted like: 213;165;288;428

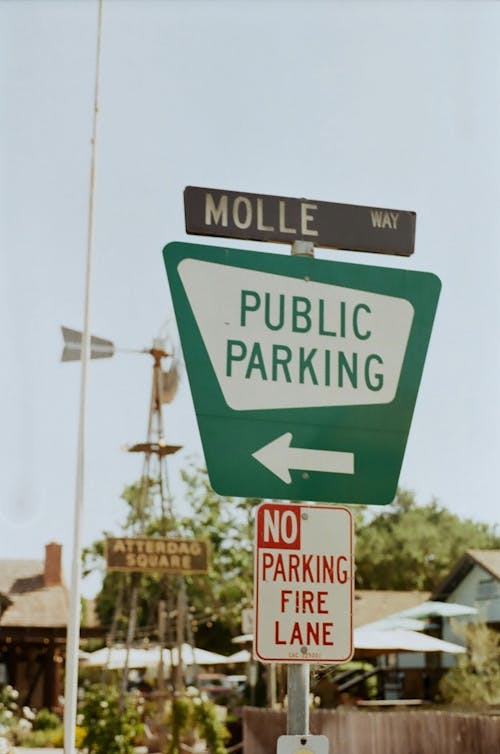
61;325;182;524
61;324;186;696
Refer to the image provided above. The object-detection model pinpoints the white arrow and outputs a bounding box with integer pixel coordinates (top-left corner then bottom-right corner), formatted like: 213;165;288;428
252;432;355;484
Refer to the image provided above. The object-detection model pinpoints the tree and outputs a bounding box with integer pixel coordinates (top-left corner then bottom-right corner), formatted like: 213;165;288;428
439;622;500;705
84;466;258;653
353;489;500;591
176;465;256;651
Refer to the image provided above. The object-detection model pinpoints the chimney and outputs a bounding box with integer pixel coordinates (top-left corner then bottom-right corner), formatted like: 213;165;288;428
44;542;62;586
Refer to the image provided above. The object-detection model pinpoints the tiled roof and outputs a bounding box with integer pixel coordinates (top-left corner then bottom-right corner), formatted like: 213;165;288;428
0;558;68;628
353;589;430;628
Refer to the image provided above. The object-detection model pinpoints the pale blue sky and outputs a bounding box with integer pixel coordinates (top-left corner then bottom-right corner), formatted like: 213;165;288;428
1;0;499;596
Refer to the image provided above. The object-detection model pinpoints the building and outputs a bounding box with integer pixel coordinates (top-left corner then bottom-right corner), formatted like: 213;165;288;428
0;543;105;710
432;548;500;666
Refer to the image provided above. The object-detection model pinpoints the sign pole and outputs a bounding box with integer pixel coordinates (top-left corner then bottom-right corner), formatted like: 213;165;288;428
286;239;315;736
287;663;310;735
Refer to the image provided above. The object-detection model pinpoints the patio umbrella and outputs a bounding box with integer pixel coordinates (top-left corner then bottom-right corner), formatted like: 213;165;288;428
396;601;477;619
353;627;465;654
360;616;427;631
226;649;252;664
82;646;162;669
83;644;230;669
165;644;231;666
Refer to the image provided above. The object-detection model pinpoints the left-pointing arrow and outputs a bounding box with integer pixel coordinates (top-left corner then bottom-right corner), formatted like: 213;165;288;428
252;432;355;484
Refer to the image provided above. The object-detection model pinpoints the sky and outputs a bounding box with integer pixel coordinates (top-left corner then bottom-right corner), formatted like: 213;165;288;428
1;0;499;598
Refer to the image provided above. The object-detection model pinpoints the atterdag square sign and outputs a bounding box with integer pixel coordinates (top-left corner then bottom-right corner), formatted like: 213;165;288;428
105;536;209;575
254;502;353;663
163;241;440;505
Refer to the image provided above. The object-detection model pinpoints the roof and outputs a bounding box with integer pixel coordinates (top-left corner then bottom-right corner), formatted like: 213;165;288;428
353;590;430;628
0;560;43;593
0;558;68;629
432;549;500;601
467;549;500;580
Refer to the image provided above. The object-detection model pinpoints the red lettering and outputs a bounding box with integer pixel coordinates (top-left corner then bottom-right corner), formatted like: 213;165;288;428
278;620;335;647
337;555;349;583
262;552;274;579
290;622;303;644
322;622;334;645
274;621;286;645
317;591;328;614
274;554;286;580
280;590;292;612
306;622;320;644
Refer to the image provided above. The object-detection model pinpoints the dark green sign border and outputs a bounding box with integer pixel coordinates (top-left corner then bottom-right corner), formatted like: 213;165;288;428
163;241;441;505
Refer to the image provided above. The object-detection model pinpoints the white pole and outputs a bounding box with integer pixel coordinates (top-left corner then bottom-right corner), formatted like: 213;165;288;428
63;2;103;752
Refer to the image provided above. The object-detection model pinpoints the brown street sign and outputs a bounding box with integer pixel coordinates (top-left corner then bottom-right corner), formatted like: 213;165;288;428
105;536;210;574
184;186;416;256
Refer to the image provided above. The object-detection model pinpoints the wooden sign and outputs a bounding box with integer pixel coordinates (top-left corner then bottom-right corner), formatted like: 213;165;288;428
105;536;210;574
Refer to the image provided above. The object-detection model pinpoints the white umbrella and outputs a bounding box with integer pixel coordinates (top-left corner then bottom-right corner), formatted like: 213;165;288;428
83;644;230;669
82;646;163;669
353;628;465;654
165;644;230;666
360;616;427;631
396;601;477;619
226;649;251;664
231;634;253;644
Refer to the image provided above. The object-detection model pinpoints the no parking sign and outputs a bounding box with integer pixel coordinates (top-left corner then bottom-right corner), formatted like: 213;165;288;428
254;502;353;663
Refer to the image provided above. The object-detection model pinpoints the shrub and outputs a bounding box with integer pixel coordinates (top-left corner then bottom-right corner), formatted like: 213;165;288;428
166;694;229;754
79;684;144;754
439;622;500;705
32;709;61;731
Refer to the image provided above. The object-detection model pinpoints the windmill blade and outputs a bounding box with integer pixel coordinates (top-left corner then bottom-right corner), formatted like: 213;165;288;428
61;326;115;362
161;361;180;404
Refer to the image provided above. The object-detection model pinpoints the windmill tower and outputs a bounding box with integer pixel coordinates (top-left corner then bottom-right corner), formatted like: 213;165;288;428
61;326;186;694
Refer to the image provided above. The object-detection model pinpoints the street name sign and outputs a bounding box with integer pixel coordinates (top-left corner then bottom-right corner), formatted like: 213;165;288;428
105;536;210;574
163;241;441;505
254;502;353;663
184;185;416;256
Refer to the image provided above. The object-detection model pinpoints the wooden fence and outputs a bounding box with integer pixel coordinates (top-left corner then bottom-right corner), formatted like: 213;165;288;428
243;708;500;754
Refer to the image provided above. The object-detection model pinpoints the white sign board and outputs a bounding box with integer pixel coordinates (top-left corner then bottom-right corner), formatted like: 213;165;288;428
277;735;329;754
254;502;353;663
177;258;413;411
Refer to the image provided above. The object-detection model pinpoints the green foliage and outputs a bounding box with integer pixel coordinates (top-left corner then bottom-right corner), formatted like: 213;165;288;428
0;685;19;753
32;708;60;731
0;688;62;750
354;489;500;590
87;466;258;647
16;728;62;748
439;622;500;705
178;465;256;646
192;699;230;754
166;695;229;754
79;684;143;754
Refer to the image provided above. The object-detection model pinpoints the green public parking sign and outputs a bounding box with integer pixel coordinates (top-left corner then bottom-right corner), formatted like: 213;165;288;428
163;241;441;505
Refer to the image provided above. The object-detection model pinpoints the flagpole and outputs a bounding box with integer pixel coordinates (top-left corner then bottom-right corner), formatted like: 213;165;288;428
63;2;103;752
